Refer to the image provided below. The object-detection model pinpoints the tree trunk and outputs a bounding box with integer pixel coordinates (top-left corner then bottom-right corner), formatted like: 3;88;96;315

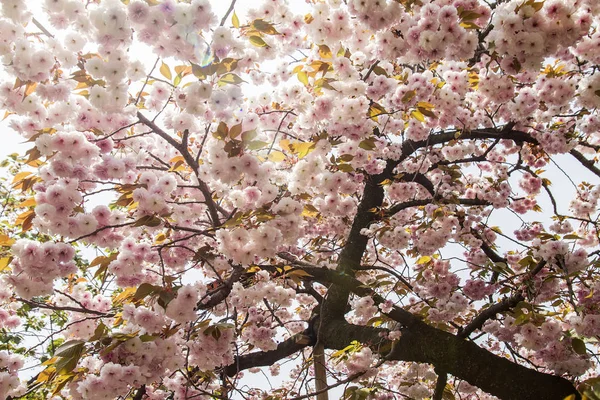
314;342;329;400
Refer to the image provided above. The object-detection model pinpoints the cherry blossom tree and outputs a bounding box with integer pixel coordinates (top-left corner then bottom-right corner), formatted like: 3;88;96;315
1;0;600;399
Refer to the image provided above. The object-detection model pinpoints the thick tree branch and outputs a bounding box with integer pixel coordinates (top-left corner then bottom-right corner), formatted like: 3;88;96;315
387;197;490;217
273;258;578;400
458;293;524;338
224;330;313;377
570;149;600;178
389;320;578;400
197;266;246;309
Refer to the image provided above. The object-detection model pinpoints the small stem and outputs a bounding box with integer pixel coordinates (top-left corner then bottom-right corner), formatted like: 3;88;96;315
220;0;237;27
31;18;54;38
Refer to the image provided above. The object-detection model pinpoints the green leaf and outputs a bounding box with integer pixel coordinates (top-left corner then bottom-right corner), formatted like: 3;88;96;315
191;62;217;80
54;355;80;374
338;163;354;172
245;140;269;150
229;123;243;139
54;340;84;358
401;90;416;103
249;35;268;47
215;121;229;140
134;283;158;301
133;215;162;227
359;138;376;151
572;338;587;355
90;323;108;341
417;105;436;118
173;74;182;87
252;19;279;35
372;66;389;76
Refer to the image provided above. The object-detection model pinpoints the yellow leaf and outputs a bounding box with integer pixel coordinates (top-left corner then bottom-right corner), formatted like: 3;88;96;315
15;209;34;225
24;81;37;98
18;198;36;208
318;44;332;59
287;269;313;278
11;171;32;185
218;73;245;86
113;313;123;327
279;139;291;152
160;62;172;81
268;151;286;162
0;235;15;247
154;233;167;244
169;159;185;172
291;142;315;159
302;204;319;218
36;366;56;383
297;71;308;85
113;287;136;305
416;101;435;110
0;257;12;272
246;265;261;273
232;10;240;28
416;255;432;265
411;110;425;122
41;357;58;366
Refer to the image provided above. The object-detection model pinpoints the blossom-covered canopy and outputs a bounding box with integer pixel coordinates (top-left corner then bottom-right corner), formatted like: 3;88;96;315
0;0;600;399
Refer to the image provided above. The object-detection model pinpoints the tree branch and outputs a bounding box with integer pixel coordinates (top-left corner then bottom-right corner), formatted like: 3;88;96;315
224;330;313;377
432;370;448;400
219;0;237;27
137;111;221;226
570;149;600;178
458;293;524;339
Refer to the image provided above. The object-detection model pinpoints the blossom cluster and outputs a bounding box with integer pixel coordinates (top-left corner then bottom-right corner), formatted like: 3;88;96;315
6;239;76;299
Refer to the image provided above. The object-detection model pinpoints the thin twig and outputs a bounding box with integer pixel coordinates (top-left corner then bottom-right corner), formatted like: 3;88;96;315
220;0;237;27
31;18;54;38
